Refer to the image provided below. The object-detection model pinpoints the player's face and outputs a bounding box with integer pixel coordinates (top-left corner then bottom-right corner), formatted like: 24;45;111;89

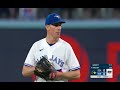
49;23;62;38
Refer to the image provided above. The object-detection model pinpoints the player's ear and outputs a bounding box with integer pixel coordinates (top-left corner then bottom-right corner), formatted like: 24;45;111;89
46;25;50;31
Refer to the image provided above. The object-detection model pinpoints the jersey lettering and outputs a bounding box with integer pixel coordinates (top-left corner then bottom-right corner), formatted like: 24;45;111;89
49;55;64;67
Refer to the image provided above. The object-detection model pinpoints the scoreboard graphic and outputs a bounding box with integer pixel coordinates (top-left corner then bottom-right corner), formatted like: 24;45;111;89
90;64;113;78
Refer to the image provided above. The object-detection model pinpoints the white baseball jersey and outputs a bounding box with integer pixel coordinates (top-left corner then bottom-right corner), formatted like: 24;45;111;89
24;38;80;82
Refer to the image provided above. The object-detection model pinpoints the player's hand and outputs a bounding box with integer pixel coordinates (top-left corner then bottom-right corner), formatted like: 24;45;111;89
49;71;63;79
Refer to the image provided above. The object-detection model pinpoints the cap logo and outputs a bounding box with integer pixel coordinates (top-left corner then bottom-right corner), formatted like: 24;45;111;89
54;15;60;19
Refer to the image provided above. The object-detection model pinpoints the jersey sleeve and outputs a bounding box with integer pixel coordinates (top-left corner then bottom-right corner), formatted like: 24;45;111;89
66;44;80;71
24;42;36;67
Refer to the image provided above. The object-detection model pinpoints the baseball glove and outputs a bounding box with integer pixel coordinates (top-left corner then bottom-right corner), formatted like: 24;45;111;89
34;56;57;81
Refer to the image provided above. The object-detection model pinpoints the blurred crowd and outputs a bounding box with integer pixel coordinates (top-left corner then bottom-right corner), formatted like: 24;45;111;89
0;8;120;20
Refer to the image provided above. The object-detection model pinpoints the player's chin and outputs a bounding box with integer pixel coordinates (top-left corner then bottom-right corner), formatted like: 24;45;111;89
56;34;60;38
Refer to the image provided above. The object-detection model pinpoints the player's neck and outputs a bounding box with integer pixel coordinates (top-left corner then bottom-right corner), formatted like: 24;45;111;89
46;36;59;44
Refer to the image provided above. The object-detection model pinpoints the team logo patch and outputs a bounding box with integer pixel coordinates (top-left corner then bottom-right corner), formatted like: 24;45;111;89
54;15;60;19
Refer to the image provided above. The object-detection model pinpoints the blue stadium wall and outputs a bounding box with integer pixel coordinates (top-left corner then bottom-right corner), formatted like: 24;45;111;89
0;20;120;82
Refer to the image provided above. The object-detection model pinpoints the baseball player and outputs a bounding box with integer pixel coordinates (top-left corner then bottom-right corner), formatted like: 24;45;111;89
22;13;80;82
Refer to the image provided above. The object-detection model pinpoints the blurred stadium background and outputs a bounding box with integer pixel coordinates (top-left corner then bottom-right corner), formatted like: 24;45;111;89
0;8;120;82
0;8;120;20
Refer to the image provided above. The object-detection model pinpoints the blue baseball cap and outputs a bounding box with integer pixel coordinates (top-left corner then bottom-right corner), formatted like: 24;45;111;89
45;13;66;25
